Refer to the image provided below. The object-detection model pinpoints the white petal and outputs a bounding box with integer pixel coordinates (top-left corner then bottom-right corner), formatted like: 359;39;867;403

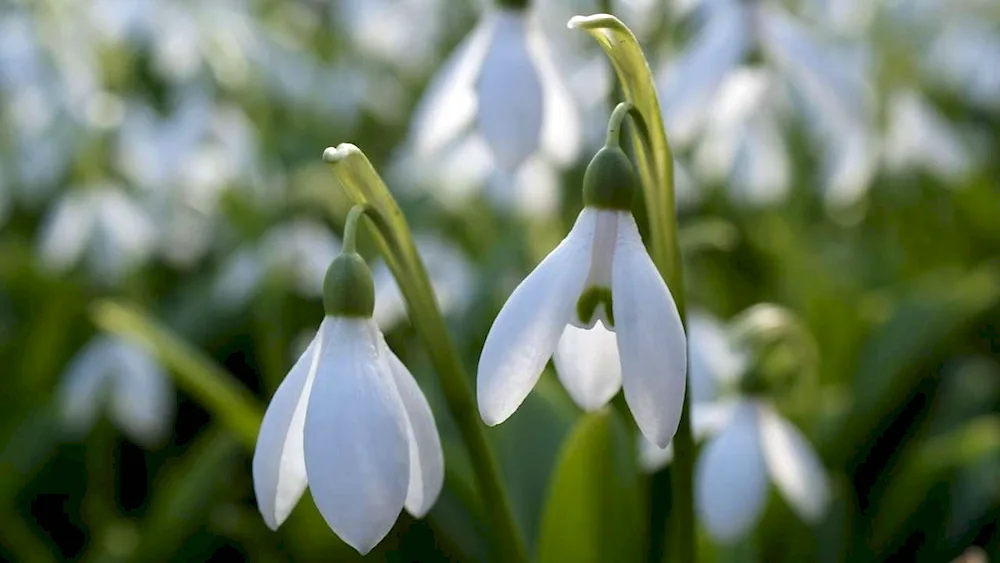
56;337;117;436
477;209;596;425
611;213;687;447
758;405;830;523
475;8;543;172
303;319;410;554
108;342;173;446
553;321;621;411
252;319;328;530
380;340;444;518
37;192;96;274
658;2;751;146
637;399;741;473
696;403;768;542
408;12;493;157
527;19;580;166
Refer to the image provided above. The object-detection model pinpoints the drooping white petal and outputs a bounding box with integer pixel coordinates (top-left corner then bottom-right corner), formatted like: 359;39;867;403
696;402;769;542
37;192;96;274
475;8;544;172
884;89;972;182
638;399;741;472
527;18;580;166
657;0;752;146
108;342;173;446
56;337;118;437
477;209;596;426
380;339;444;518
611;213;687;447
252;319;328;530
553;321;621;411
758;404;830;524
408;11;494;158
303;319;410;554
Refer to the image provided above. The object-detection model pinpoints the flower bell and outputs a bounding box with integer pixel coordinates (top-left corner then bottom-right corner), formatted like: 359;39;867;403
252;212;444;554
477;106;687;447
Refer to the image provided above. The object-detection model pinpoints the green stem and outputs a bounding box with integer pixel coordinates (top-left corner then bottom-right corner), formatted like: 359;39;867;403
344;204;528;563
605;102;633;148
342;203;372;254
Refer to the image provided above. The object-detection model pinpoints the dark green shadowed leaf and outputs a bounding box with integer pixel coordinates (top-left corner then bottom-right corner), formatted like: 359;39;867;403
536;408;642;563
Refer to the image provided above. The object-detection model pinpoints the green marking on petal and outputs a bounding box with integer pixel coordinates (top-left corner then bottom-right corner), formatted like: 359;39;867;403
576;286;615;328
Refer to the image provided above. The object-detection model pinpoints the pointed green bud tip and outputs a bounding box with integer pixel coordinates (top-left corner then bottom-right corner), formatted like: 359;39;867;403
582;146;637;211
323;252;375;318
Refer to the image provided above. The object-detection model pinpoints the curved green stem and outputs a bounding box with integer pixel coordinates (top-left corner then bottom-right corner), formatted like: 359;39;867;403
324;146;528;562
605;102;634;147
341;203;373;253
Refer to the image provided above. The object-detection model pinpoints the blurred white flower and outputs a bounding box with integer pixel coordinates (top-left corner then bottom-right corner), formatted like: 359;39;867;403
57;335;174;446
213;219;342;308
658;0;877;207
695;400;829;542
253;316;443;553
884;89;973;182
925;18;1000;112
37;185;158;284
371;235;475;331
479;208;686;447
637;310;829;541
401;4;580;216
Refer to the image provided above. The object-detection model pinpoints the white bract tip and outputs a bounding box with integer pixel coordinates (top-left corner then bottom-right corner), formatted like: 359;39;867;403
322;143;359;163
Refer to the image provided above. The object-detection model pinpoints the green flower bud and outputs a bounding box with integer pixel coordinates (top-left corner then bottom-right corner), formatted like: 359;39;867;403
582;146;637;211
323;252;375;318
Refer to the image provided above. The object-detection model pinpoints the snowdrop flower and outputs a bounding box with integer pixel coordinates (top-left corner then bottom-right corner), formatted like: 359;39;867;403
371;234;474;330
478;117;686;447
37;184;158;285
402;0;580;216
658;0;876;206
696;399;830;542
639;310;830;540
57;336;174;446
253;239;443;553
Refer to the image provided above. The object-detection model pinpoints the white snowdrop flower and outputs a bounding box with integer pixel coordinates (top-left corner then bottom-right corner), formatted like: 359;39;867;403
372;235;474;331
636;310;830;539
696;400;830;542
57;336;174;446
253;249;443;554
478;140;686;447
658;0;876;206
404;2;580;215
884;89;973;182
37;185;158;285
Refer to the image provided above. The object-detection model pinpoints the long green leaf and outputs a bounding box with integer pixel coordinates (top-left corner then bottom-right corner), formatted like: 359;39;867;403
90;300;262;449
536;409;642;563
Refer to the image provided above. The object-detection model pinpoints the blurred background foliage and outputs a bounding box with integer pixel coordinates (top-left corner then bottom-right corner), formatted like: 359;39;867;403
0;0;998;561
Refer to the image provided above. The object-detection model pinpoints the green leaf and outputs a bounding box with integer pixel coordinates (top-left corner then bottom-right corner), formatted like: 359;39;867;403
536;409;642;563
90;300;263;449
832;265;1000;460
871;416;1000;551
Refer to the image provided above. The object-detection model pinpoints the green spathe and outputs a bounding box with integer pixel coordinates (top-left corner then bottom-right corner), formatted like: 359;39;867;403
323;252;375;318
582;146;637;211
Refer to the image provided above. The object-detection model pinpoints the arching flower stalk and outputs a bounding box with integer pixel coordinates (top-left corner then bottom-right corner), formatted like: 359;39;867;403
252;206;443;554
477;103;687;448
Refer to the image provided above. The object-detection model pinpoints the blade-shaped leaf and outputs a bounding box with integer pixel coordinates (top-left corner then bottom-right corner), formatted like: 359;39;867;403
536;408;643;563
